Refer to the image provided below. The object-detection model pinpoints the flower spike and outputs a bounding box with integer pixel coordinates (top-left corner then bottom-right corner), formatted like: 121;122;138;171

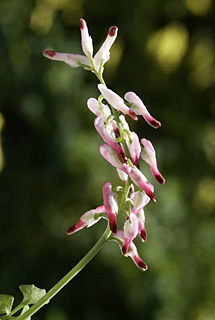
124;91;161;128
43;19;165;273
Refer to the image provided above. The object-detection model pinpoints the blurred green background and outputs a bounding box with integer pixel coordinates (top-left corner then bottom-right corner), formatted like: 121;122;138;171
0;0;215;319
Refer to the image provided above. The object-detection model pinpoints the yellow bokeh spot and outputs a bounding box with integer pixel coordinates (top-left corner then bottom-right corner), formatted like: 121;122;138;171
30;4;54;35
44;0;68;10
189;39;215;89
0;113;5;173
147;22;189;73
194;177;215;213
185;0;212;16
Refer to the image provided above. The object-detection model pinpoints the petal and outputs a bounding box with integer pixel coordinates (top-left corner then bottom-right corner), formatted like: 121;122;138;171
130;191;151;214
94;26;118;72
87;98;111;122
119;116;141;167
122;213;138;255
43;50;91;68
117;168;128;184
127;166;156;202
67;220;86;235
100;144;127;172
136;209;147;242
95;117;126;163
98;84;138;121
124;92;161;128
79;18;93;57
66;205;106;235
114;231;147;271
141;138;165;185
128;242;148;271
127;132;141;168
103;182;118;234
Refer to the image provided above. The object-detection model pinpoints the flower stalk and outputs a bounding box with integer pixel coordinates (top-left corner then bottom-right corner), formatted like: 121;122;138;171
17;226;111;320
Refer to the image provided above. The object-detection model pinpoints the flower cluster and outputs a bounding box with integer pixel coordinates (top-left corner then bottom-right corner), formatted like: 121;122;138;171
43;19;165;271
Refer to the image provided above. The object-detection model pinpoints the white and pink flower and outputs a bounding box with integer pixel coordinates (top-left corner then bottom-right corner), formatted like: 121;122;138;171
124;91;161;128
98;84;138;121
103;182;118;234
141;138;165;184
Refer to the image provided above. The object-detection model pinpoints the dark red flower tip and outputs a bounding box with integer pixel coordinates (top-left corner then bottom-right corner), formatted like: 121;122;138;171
79;18;84;30
145;188;156;202
150;119;161;129
110;220;117;235
122;245;128;256
155;173;165;185
43;50;56;57
137;260;148;271
66;224;77;235
127;110;138;121
118;149;126;163
140;229;147;242
109;26;117;37
114;127;120;137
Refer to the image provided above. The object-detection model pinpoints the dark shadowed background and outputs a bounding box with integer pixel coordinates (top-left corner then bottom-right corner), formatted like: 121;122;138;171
1;0;215;319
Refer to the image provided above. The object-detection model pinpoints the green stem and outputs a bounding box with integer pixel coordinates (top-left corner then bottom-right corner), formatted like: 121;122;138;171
17;225;111;320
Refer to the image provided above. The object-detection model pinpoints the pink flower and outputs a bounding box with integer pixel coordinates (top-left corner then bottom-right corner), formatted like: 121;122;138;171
67;205;106;235
119;115;141;168
136;209;147;242
114;230;148;271
94;26;118;72
79;18;93;58
122;213;138;255
130;192;148;242
124;91;161;128
98;84;138;121
94;117;126;163
100;144;156;202
100;144;127;172
126;165;156;202
43;19;118;76
103;182;118;234
141;138;165;184
43;50;91;69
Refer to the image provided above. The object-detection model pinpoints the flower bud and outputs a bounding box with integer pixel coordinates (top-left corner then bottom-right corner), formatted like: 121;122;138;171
79;18;93;58
94;26;118;72
141;138;165;184
124;91;161;128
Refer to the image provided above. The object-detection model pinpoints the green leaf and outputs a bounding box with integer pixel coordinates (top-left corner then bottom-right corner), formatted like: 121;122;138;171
0;294;14;315
20;305;31;320
19;285;46;306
